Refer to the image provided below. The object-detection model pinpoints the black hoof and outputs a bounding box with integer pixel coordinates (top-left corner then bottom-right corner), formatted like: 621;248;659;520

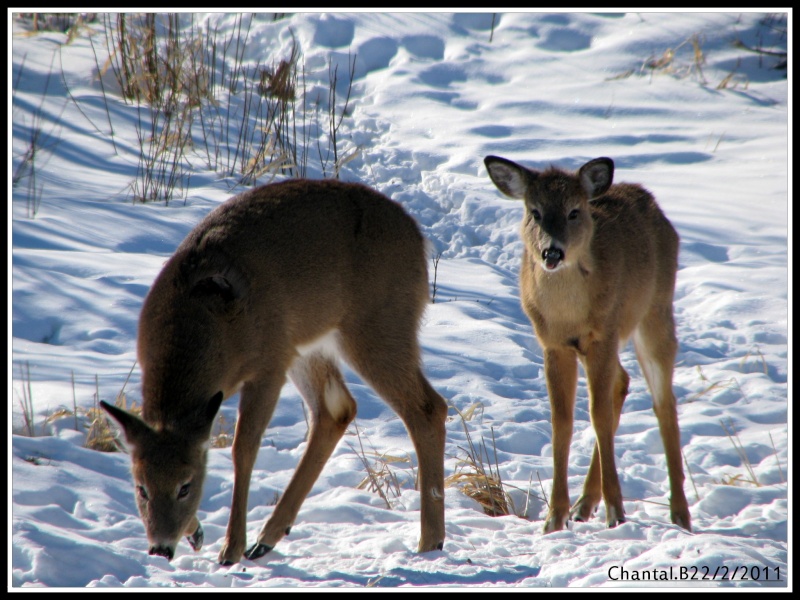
244;543;273;560
608;517;627;528
219;559;234;567
186;523;204;551
149;545;174;561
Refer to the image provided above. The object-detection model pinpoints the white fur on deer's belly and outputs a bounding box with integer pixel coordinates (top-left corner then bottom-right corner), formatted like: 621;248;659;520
296;329;341;359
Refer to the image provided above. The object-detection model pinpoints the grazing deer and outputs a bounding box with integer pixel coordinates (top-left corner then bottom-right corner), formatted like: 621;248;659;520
101;179;448;565
483;155;691;534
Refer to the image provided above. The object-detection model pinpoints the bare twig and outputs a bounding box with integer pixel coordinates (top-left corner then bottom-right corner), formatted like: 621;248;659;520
682;450;700;502
768;432;785;484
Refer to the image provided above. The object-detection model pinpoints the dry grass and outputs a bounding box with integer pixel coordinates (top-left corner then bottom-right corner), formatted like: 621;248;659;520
639;33;707;83
739;347;769;375
346;405;527;518
87;13;361;203
606;25;782;90
84;404;125;452
349;423;416;509
86;372;143;452
733;13;787;71
687;348;769;405
680;358;786;496
448;400;485;424
683;450;701;502
685;365;747;404
430;252;443;303
355;450;415;507
210;412;236;449
15;13;97;42
445;460;510;517
14;362;37;437
12;360;144;453
769;432;785;484
716;64;750;91
12;51;64;219
719;418;760;487
446;404;515;517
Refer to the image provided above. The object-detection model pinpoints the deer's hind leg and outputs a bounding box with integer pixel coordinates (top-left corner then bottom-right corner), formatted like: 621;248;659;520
633;305;691;531
340;311;448;553
244;351;357;560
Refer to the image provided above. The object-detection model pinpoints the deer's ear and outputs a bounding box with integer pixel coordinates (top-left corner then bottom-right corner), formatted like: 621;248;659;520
192;275;237;303
186;391;225;439
578;157;614;199
484;156;536;200
100;401;153;451
205;391;224;425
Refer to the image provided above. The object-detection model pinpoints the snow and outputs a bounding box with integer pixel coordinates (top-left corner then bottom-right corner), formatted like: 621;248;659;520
10;10;790;589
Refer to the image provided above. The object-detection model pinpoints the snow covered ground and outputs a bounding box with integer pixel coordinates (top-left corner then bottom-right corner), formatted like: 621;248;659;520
10;11;790;589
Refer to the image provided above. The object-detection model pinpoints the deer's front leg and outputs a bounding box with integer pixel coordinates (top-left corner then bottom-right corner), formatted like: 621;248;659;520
543;347;578;533
218;376;284;565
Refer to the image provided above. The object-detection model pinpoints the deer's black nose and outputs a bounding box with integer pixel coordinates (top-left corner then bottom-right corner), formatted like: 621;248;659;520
542;247;564;270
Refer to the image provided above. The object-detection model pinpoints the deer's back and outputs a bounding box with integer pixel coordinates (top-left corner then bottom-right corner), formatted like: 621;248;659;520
137;180;428;424
588;183;678;285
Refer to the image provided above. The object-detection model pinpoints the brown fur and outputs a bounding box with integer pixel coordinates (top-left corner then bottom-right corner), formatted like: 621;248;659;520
484;155;691;533
102;179;448;564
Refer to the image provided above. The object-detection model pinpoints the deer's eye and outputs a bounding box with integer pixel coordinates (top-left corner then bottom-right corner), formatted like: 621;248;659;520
137;485;149;501
568;209;580;220
530;208;542;221
178;483;191;499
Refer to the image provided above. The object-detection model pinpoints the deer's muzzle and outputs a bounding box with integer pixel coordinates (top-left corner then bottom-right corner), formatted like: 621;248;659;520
542;247;564;270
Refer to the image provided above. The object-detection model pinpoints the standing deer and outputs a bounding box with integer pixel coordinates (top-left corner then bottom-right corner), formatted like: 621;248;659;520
101;179;448;565
483;155;691;534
